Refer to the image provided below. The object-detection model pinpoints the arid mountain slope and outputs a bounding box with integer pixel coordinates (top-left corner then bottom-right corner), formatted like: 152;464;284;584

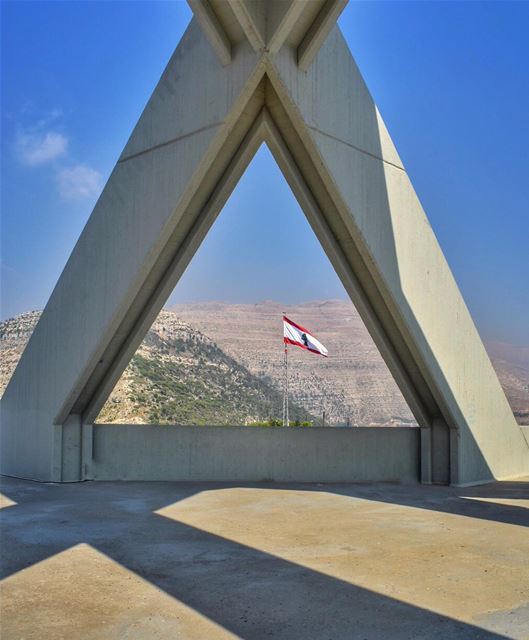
1;303;528;425
486;341;529;425
171;300;529;426
0;311;311;425
171;300;415;425
0;311;41;396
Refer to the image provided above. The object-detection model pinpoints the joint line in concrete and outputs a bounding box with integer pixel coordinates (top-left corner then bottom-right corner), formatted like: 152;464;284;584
308;125;405;172
118;122;224;164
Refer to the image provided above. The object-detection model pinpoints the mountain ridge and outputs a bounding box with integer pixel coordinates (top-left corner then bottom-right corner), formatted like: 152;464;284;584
1;302;527;425
0;310;313;426
168;299;529;426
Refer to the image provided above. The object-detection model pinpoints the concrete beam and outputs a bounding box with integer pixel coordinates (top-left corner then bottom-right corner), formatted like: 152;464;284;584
271;27;529;483
267;0;307;54
298;0;347;71
0;19;265;481
227;0;265;51
187;0;232;65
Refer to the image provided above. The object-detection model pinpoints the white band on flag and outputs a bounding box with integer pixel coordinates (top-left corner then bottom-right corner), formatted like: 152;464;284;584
283;316;328;357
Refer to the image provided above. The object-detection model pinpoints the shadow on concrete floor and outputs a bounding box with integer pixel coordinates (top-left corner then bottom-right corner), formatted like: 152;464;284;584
320;480;529;527
1;477;528;639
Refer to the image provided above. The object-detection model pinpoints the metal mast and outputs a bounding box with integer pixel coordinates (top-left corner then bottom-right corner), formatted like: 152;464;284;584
282;344;289;426
282;312;289;427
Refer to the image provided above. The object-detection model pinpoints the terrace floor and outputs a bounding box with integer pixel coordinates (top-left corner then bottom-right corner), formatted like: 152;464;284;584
1;476;528;639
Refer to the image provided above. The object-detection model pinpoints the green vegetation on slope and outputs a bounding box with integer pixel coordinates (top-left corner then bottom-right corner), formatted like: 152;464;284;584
98;313;314;425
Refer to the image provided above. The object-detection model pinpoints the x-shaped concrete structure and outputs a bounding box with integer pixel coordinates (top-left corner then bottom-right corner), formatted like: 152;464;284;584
1;0;528;485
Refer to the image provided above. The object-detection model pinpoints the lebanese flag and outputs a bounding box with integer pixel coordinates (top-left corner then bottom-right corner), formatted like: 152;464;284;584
283;316;328;357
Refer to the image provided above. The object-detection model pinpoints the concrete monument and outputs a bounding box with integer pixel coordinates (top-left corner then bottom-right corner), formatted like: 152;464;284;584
2;0;527;485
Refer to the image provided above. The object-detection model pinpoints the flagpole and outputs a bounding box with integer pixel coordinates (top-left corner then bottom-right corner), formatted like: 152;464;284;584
282;314;328;427
282;345;286;426
284;345;289;427
282;313;289;427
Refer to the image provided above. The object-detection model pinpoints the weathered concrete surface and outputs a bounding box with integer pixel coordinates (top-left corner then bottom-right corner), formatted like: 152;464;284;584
89;424;419;483
1;476;528;639
267;24;529;485
2;0;528;485
0;17;265;482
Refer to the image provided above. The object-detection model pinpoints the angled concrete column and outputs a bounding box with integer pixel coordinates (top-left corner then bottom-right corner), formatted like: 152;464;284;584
0;17;264;481
265;21;529;485
1;0;527;484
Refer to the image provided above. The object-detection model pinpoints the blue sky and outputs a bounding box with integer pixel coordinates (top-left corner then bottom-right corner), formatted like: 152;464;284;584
1;1;528;344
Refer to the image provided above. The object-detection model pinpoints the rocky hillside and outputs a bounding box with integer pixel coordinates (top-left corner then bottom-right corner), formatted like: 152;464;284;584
171;300;529;426
172;300;416;426
485;341;529;425
0;311;312;426
1;303;528;426
0;310;41;396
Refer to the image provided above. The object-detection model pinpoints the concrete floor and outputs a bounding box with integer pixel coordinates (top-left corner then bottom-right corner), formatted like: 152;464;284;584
1;477;528;640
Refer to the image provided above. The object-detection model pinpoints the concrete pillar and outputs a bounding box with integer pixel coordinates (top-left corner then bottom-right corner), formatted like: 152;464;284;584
421;419;451;485
61;414;82;482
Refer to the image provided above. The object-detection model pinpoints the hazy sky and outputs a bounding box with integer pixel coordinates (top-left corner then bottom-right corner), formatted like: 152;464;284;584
1;1;528;344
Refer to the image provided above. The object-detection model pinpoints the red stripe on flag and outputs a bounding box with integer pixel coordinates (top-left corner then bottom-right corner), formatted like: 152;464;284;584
283;336;328;357
283;315;311;335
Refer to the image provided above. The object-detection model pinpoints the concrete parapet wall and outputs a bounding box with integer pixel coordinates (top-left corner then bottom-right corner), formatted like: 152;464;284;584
88;424;419;483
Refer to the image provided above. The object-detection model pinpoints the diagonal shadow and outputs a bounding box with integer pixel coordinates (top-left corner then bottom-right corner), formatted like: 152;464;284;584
456;481;529;500
312;480;529;528
1;476;521;639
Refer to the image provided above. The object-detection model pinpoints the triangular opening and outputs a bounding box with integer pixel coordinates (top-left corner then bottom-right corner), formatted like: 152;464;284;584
95;144;417;427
